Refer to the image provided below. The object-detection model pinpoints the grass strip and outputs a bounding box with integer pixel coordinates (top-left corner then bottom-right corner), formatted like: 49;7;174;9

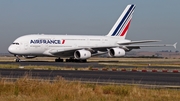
0;76;180;101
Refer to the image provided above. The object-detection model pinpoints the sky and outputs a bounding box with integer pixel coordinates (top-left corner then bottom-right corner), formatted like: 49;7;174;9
0;0;180;53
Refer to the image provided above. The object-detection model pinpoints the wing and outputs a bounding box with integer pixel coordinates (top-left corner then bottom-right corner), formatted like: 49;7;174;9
47;48;81;57
45;41;177;57
47;47;110;57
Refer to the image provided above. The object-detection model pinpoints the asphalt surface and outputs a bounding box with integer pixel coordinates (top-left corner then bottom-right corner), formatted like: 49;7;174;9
0;61;129;68
0;68;180;86
0;61;180;86
1;61;179;69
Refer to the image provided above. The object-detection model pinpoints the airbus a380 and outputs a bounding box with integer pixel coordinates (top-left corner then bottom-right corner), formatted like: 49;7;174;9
8;4;177;62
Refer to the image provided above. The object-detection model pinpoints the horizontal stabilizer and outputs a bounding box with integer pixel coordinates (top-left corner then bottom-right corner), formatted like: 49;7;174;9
117;40;161;45
173;42;177;49
122;43;177;49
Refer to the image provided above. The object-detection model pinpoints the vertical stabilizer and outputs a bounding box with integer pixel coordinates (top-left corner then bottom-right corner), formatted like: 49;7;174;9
106;4;136;39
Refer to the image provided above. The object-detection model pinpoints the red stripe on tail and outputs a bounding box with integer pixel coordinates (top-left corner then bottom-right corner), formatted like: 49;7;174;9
120;20;131;36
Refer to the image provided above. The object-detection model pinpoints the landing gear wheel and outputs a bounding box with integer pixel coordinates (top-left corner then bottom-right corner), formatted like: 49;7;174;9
55;58;63;62
65;57;75;62
78;59;87;62
65;59;73;62
65;59;70;62
15;58;20;62
65;58;87;63
82;59;87;62
15;55;20;62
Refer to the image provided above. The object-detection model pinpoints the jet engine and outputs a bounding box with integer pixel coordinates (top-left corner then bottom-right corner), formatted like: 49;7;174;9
74;50;91;59
108;48;125;57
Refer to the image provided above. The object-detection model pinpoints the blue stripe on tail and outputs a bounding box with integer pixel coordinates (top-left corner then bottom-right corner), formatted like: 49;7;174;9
116;7;135;36
111;5;135;36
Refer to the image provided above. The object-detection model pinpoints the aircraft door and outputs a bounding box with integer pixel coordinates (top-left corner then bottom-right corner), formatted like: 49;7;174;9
24;41;28;50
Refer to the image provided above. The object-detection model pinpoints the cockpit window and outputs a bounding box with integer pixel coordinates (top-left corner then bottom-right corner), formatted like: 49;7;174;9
12;43;19;45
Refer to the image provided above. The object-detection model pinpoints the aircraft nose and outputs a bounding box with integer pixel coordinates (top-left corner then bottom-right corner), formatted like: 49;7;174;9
8;45;14;54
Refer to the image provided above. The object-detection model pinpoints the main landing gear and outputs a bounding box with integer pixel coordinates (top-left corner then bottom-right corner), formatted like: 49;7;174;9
55;58;63;62
55;58;87;62
65;58;87;62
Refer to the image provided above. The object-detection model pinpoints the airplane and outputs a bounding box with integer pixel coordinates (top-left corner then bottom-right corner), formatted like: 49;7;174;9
8;4;177;62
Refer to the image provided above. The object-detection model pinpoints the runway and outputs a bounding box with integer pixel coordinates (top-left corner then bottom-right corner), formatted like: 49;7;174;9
0;68;180;86
1;61;107;68
0;61;180;86
1;61;134;68
1;61;179;69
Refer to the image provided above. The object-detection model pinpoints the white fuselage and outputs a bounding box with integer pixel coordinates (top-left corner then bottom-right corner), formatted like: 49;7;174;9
8;34;130;57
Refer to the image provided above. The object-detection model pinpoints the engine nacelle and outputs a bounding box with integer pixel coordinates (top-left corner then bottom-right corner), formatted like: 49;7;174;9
23;55;37;59
74;50;91;59
108;48;125;57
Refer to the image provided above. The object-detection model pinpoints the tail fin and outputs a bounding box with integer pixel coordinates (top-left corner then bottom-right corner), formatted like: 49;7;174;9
106;4;136;38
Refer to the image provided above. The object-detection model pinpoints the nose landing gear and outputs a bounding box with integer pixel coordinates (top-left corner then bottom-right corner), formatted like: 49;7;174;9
15;55;21;62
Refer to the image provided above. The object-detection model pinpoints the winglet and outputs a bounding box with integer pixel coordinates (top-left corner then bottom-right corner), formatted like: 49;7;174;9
173;42;177;49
